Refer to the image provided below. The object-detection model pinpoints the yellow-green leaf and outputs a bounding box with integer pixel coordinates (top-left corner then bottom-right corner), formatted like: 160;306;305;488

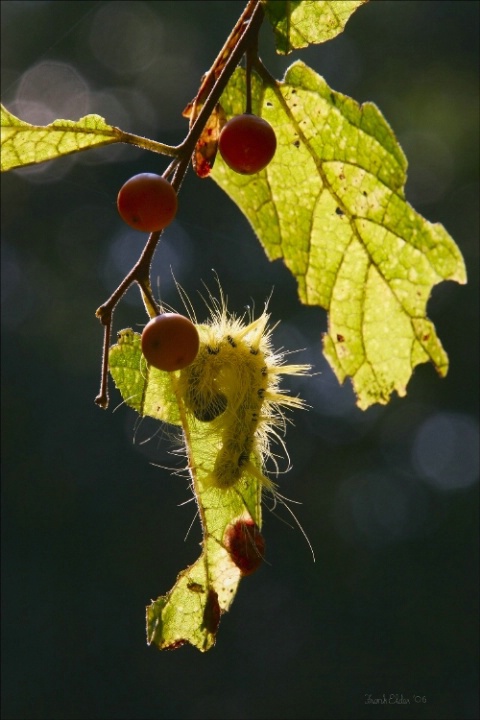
109;309;308;651
211;62;467;409
264;0;368;55
1;104;125;171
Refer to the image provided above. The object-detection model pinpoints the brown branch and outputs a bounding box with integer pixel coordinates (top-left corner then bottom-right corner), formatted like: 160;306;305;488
95;0;265;408
171;0;265;192
94;315;112;408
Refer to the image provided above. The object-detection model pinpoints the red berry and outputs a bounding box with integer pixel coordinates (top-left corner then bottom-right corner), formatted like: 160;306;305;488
117;173;177;232
224;519;265;575
141;313;199;372
218;114;276;175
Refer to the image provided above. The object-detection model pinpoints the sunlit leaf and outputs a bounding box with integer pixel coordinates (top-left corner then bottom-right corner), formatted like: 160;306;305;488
264;0;368;55
1;105;127;171
211;63;467;409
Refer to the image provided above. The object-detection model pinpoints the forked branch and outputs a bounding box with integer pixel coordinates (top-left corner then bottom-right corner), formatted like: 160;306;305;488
95;0;264;408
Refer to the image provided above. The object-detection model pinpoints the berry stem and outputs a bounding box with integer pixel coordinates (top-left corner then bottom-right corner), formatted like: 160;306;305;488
95;0;265;408
137;278;161;319
182;0;260;131
245;53;253;115
171;0;264;194
245;25;259;115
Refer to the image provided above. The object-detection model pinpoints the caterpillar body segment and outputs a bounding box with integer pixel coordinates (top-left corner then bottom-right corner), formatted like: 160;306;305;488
178;308;310;493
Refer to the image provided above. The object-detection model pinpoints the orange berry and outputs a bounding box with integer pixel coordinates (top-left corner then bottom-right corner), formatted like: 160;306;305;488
141;313;199;372
219;114;276;174
117;173;177;232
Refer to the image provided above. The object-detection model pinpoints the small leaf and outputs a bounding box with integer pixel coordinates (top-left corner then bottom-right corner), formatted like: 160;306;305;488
211;63;467;409
1;104;126;171
264;0;368;55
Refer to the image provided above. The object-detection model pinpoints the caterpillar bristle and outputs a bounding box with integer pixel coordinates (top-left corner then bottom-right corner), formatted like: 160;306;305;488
174;296;310;493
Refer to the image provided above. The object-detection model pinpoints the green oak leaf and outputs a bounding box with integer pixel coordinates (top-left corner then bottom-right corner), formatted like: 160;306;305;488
264;0;368;55
0;105;126;171
211;62;467;409
109;327;262;652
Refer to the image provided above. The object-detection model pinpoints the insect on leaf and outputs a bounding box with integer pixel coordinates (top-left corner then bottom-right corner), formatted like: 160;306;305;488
109;305;309;651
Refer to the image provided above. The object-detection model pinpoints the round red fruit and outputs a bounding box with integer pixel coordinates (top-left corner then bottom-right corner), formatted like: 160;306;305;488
117;173;177;232
218;114;276;175
224;519;265;575
141;313;199;372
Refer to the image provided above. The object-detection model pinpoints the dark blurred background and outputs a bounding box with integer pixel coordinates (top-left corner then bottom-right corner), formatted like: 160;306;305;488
1;2;478;719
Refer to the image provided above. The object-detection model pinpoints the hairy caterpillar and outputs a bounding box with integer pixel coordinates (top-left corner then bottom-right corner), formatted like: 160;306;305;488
177;299;309;493
174;301;309;496
111;291;310;517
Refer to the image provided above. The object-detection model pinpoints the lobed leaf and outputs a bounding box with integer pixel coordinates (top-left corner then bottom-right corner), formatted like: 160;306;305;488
211;62;467;409
264;0;368;55
1;105;126;171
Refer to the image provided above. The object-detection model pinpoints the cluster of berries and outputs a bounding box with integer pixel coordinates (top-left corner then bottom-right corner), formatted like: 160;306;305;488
116;114;276;373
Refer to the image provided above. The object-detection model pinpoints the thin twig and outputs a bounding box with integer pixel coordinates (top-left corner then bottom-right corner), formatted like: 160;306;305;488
94;315;112;408
171;0;265;193
245;23;259;114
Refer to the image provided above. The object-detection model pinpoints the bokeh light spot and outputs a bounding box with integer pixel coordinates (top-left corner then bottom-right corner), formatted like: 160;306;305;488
89;2;163;76
333;471;431;548
14;60;90;124
412;412;479;491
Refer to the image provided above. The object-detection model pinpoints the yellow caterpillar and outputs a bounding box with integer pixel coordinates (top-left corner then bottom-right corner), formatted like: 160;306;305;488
177;302;309;492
